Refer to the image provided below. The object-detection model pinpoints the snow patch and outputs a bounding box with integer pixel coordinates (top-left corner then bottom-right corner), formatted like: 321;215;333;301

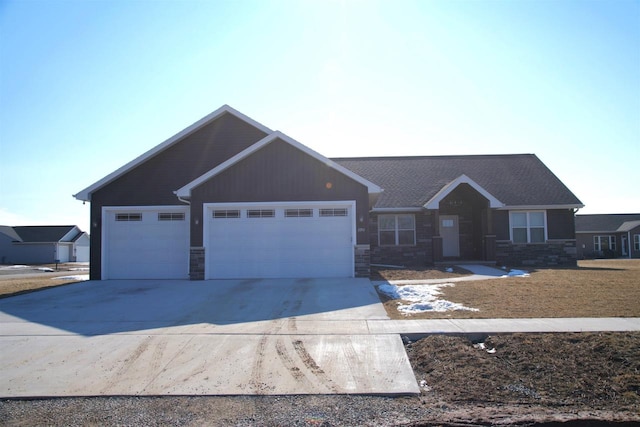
502;269;529;277
0;265;31;270
377;283;479;314
51;275;89;281
36;267;54;272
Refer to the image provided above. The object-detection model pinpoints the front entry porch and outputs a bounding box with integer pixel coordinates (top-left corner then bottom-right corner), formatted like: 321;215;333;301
431;183;497;263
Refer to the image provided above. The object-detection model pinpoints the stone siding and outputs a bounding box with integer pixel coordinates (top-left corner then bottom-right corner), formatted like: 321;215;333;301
354;245;370;277
189;247;205;280
495;240;577;267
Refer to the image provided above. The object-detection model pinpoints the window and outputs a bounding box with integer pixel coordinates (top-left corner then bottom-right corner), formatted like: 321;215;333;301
319;208;348;217
510;211;546;243
115;213;142;221
213;210;240;219
378;214;415;246
594;235;616;252
158;212;185;221
285;208;313;218
634;235;640;251
247;209;275;218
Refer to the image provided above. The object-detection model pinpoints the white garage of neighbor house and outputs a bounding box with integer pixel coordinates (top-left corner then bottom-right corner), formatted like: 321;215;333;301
0;225;90;264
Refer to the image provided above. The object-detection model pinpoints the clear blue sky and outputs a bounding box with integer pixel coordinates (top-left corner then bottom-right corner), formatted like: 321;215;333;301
1;0;639;232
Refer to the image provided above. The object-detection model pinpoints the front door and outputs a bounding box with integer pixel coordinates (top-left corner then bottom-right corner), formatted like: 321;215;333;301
622;235;628;256
440;215;460;257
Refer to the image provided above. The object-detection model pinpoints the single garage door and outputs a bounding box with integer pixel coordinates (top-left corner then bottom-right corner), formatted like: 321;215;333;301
103;207;189;279
205;202;354;279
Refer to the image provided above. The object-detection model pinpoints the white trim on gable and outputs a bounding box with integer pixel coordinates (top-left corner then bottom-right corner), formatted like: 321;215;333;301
175;131;383;198
423;174;504;210
74;105;272;202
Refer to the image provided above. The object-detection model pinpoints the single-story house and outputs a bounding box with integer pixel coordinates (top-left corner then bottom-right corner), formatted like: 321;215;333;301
74;105;583;280
575;214;640;259
0;225;90;264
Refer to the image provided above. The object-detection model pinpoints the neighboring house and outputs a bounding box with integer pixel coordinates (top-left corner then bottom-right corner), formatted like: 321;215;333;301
0;225;90;264
74;105;583;281
575;214;640;259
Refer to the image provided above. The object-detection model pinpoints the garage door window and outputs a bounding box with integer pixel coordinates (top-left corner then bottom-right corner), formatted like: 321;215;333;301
115;213;142;221
158;212;185;221
213;210;240;218
320;208;348;217
285;208;313;218
247;209;275;218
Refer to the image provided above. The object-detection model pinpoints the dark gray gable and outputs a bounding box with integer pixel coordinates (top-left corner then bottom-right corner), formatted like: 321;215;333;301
575;214;640;233
333;154;583;209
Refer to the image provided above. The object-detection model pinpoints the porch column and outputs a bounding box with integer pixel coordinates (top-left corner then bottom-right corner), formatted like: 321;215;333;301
432;210;443;262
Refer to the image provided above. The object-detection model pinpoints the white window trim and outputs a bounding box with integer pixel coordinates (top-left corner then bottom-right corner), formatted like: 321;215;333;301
509;210;547;244
634;234;640;251
594;235;616;252
378;214;416;246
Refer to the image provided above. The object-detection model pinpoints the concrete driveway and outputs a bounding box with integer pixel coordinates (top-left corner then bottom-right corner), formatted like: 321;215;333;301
0;279;420;397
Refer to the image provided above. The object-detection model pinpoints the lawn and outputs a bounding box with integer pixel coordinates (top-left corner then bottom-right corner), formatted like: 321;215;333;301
0;264;88;298
377;259;640;319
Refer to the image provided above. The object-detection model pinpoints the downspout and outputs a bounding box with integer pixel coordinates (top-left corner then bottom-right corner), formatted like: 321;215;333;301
174;191;190;205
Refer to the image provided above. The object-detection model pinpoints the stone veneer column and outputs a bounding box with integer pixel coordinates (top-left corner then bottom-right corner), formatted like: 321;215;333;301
189;247;205;280
354;245;370;277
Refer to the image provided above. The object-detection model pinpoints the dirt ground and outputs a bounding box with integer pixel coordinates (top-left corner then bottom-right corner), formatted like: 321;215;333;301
375;259;640;319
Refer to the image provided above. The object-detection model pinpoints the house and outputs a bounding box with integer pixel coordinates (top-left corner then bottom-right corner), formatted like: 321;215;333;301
575;214;640;259
74;105;583;280
0;225;90;264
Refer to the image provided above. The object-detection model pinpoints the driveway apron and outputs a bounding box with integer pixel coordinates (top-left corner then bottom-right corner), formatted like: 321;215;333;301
0;278;420;397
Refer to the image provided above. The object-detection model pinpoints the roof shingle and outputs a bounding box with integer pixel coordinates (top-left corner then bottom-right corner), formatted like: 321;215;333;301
575;214;640;233
333;154;582;209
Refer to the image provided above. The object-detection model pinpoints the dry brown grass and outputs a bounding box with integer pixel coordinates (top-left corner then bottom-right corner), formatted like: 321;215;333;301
381;259;640;319
0;274;86;299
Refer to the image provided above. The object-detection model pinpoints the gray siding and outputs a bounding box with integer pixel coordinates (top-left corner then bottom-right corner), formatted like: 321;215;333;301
89;112;269;279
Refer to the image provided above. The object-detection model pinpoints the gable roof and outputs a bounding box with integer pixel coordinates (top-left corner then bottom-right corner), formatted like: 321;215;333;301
74;105;272;202
423;174;504;209
0;226;22;242
333;154;583;210
12;226;78;243
575;214;640;233
176;131;383;198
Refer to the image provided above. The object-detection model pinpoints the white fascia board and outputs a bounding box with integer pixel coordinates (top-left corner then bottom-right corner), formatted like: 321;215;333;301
74;105;272;202
423;174;504;209
176;131;383;198
497;204;585;210
371;207;423;213
60;226;80;242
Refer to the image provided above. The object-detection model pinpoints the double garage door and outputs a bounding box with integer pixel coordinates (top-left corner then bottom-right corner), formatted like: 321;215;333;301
102;202;354;279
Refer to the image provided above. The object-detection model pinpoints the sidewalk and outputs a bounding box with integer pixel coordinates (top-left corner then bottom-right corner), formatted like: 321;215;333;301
369;317;640;335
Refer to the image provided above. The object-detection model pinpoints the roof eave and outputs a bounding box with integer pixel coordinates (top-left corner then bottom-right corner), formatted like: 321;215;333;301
175;131;383;199
423;174;505;210
497;204;585;210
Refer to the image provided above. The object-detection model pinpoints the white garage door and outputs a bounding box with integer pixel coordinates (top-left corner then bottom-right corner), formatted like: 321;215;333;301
103;207;189;279
205;202;354;279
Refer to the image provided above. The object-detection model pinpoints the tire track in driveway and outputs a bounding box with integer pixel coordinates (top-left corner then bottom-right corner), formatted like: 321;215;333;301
291;338;340;393
100;335;154;394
